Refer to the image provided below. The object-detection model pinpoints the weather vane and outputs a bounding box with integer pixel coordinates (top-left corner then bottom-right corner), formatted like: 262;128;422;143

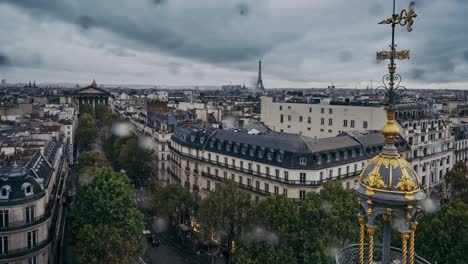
375;0;417;107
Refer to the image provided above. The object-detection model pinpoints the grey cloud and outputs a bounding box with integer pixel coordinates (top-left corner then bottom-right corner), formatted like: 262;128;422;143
463;50;468;63
235;3;250;16
0;52;10;66
78;16;96;30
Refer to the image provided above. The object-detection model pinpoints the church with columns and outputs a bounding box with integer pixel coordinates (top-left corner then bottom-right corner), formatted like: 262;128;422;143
71;80;111;111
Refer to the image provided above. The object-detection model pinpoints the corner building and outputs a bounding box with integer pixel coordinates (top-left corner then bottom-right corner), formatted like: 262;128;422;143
169;122;409;201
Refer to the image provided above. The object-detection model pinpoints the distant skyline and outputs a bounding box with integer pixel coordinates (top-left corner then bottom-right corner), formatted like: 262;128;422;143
0;1;467;89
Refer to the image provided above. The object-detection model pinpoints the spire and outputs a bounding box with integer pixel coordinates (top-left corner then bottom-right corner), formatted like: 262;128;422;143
256;60;264;91
91;79;97;87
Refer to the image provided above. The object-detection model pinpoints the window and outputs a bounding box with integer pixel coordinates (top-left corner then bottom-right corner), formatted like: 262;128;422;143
248;179;252;187
338;168;342;175
240;161;244;169
320;171;324;181
320;118;325;125
329;108;333;114
231;174;235;180
25;206;35;224
354;164;358;172
343;120;348;127
208;153;212;161
284;171;289;181
280;106;283;110
215;169;219;176
0;236;7;255
283;188;288;197
255;181;260;190
266;167;270;175
264;183;270;193
288;106;291;109
350;120;355;128
0;210;8;228
309;107;312;113
250;149;255;156
275;169;280;179
308;117;311;124
299;190;306;200
300;173;306;184
274;186;279;195
329;169;333;178
248;163;253;172
27;230;37;249
29;255;37;264
288;115;291;121
328;118;333;126
280;114;284;123
363;121;368;129
207;180;211;191
242;147;247;155
299;157;307;165
256;164;261;174
0;186;10;199
224;157;228;165
233;145;238;153
299;116;303;122
239;176;243;184
223;171;227;179
22;183;33;196
267;152;273;160
277;154;283;162
321;108;325;113
255;196;260;204
258;150;264;158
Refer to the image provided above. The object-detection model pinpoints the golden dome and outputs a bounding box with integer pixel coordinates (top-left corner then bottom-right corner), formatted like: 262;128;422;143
357;107;422;200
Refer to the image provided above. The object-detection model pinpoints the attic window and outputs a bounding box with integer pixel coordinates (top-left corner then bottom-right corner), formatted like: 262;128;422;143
277;154;283;162
191;135;196;142
242;147;247;155
267;152;273;160
22;183;33;197
0;185;11;199
226;144;231;152
249;149;255;156
200;137;205;144
258;151;264;158
210;141;215;148
299;157;307;165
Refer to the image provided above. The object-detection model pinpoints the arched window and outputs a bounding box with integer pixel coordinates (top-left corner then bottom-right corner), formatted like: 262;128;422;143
299;157;307;165
0;186;11;199
21;183;33;197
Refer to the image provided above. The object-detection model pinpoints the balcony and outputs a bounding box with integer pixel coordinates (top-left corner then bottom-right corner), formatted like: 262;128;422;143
0;237;53;260
0;209;52;232
192;184;200;192
335;243;430;264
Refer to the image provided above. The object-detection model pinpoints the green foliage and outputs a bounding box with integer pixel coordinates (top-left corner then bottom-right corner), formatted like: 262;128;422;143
445;162;468;202
74;167;144;264
236;181;357;264
150;183;199;223
76;113;97;150
95;104;113;127
199;181;251;245
236;195;300;264
79;103;94;116
416;200;468;263
76;150;108;173
104;135;153;186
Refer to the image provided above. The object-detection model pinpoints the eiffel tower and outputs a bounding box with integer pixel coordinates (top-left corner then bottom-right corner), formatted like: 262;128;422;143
256;60;265;91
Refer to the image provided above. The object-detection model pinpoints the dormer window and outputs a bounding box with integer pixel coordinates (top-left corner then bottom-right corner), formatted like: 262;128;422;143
191;135;196;142
242;147;247;155
267;152;273;160
217;142;222;150
226;144;231;152
299;157;307;165
277;154;283;162
22;183;33;197
0;186;11;199
249;149;255;156
258;151;264;158
210;141;215;148
200;137;205;144
233;145;239;153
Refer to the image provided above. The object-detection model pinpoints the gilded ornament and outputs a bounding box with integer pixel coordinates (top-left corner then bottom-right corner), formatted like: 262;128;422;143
395;173;417;191
363;171;386;189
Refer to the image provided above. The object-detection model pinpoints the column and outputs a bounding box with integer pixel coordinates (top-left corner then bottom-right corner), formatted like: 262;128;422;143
358;215;366;264
367;225;376;264
382;214;392;264
401;232;410;264
409;223;416;264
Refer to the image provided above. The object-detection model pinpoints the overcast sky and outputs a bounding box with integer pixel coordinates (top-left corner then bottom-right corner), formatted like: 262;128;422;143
0;0;467;89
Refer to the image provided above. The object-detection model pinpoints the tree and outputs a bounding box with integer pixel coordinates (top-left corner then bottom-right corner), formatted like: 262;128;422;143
199;181;251;262
416;201;468;263
95;104;113;127
445;162;468;202
79;103;94;116
117;137;153;186
76;113;97;150
73;167;144;263
236;195;299;264
150;183;199;224
76;150;108;172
